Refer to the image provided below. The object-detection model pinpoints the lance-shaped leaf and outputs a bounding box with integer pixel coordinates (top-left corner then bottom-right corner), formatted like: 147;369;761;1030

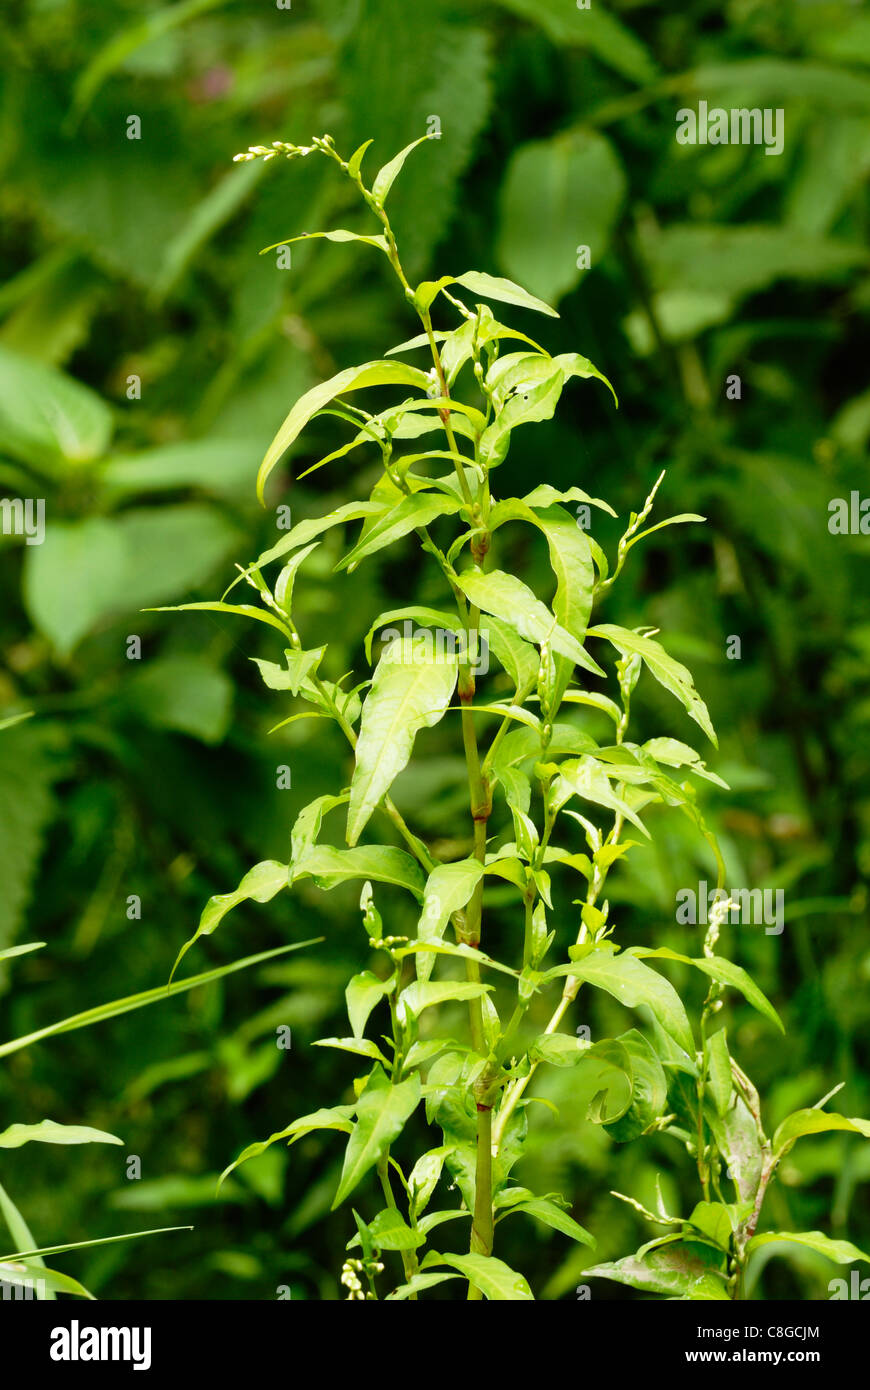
498;1198;595;1247
555;757;649;836
257;360;430;501
346;970;395;1040
336;493;463;571
451;269;558;319
545;944;694;1054
586;1242;729;1300
455;569;603;676
414;859;485;984
0;1178;53;1300
0;944;313;1060
0;1121;123;1150
747;1231;870;1265
372;134;434;204
772;1109;870;1159
170;860;289;981
363;607;459;663
0;941;44;962
399;980;492;1017
333;1068;421;1208
260;229;389;255
252;648;325;697
0;1260;95;1300
631;947;783;1033
347;638;458;846
589;624;717;746
293;844;426;900
219;1105;356;1189
422;1250;535;1300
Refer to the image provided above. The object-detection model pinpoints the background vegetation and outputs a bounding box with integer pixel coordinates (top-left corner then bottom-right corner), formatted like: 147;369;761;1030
1;0;868;1300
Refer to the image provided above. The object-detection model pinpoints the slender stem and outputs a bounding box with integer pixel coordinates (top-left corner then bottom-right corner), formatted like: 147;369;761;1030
467;1104;494;1300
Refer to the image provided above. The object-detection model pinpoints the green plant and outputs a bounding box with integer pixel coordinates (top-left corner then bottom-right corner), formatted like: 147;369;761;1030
157;134;870;1302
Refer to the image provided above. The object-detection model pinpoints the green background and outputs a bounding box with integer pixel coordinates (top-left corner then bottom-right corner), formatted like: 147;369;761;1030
0;0;868;1299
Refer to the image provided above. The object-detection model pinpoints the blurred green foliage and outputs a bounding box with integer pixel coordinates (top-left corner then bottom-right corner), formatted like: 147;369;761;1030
0;0;868;1300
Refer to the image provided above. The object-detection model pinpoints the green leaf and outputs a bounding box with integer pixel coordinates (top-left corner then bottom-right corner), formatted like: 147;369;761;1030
586;1242;729;1300
148;600;291;640
589;625;717;746
347;638;458;845
219;1105;355;1188
546;944;694;1054
293;845;426;900
364;607;459;664
500;1197;595;1247
529;1033;590;1067
408;1146;454;1217
252;649;325;697
0;1120;123;1150
0;1225;192;1264
348;1207;424;1251
372;135;434;205
0;944;315;1060
631;947;783;1033
424;1251;534;1300
399;980;492;1017
772;1109;870;1158
748;1231;870;1265
257;360;430;501
260;229;389;255
0;1260;95;1300
0;1178;53;1300
497;130;626;303
346;970;394;1039
333;1068;421;1208
555;757;649;836
386;1272;460;1299
170;861;288;981
414;859;485;984
705;1030;733;1117
0;344;113;469
455;569;604;676
0;942;45;963
336;493;462;571
312;1037;390;1064
451;270;558;318
686;1201;735;1252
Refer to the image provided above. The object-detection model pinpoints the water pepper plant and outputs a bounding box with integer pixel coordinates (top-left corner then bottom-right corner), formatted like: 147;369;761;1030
158;134;870;1302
